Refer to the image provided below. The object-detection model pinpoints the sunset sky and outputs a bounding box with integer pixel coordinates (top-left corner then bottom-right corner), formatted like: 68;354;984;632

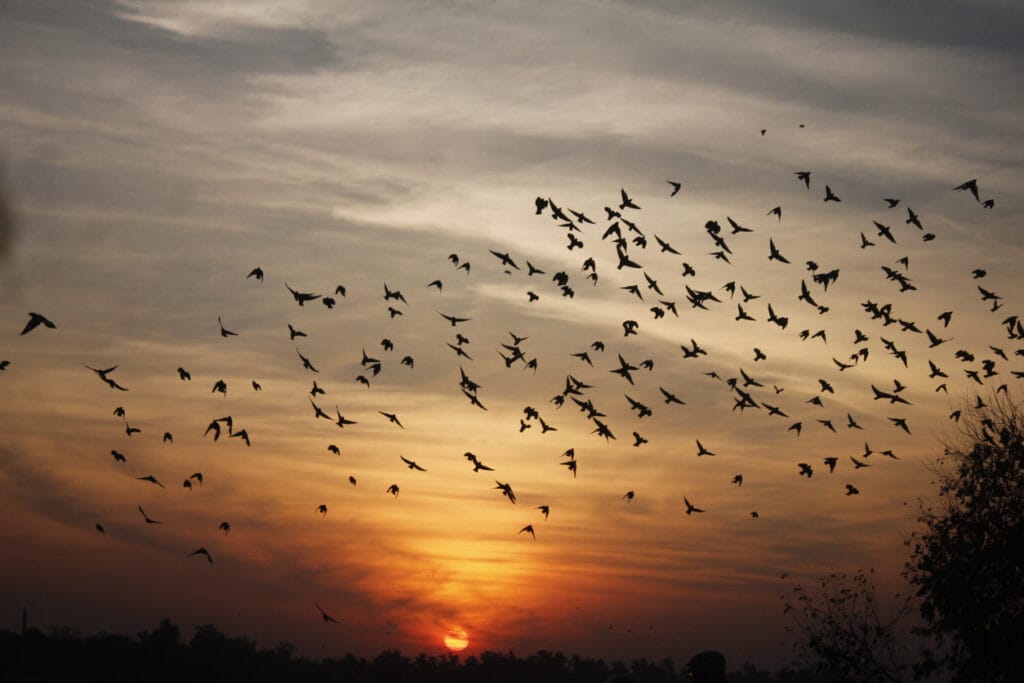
2;0;1022;670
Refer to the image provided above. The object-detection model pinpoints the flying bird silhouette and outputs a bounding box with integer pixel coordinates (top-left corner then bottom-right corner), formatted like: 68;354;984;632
217;316;237;337
400;455;427;471
188;547;213;564
315;602;339;623
954;178;980;202
21;312;57;335
138;506;161;524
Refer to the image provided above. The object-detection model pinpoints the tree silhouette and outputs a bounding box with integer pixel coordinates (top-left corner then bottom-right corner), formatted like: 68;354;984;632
905;393;1024;681
781;568;914;682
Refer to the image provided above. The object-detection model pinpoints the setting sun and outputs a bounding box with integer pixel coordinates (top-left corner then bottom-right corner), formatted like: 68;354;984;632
443;629;469;653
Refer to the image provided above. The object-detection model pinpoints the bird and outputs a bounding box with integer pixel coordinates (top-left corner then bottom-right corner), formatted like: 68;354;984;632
218;521;230;534
795;171;811;188
727;216;752;234
448;343;473;360
906;207;923;230
536;505;550;520
296;348;319;373
21;312;57;335
495;481;517;504
683;497;705;515
386;484;400;497
889;417;912;434
696;440;715;457
823;185;840;202
110;450;126;463
84;364;129;391
768;238;790;263
926;329;950;348
954;178;980;202
518;524;536;539
286;283;321;306
610;354;639;385
619;189;641;210
204;420;222;440
95;523;105;535
659;387;685;405
315;602;339;623
439;311;471;326
489;250;520;270
137;475;164;488
334;409;357;429
113;406;126;418
138;506;161;524
188;547;213;564
667;180;682;196
400;455;426;471
591;419;615;442
464;452;494;472
217;316;237;337
379;411;404;428
317;504;328;517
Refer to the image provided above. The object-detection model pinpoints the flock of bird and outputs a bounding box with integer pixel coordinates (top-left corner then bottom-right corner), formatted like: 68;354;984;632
3;132;1018;626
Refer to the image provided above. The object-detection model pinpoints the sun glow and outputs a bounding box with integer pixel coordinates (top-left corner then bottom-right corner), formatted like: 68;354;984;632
443;628;469;652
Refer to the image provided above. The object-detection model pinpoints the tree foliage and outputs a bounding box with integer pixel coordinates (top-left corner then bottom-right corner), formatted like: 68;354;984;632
781;568;914;682
905;393;1024;681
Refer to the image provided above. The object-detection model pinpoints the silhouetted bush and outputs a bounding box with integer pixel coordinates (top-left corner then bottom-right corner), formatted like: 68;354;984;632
0;618;853;683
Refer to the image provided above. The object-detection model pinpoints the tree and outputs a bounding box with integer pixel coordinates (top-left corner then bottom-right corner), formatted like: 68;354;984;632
781;568;914;682
905;393;1024;681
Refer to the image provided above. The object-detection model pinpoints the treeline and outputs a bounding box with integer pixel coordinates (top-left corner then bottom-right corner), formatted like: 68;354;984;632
0;619;844;683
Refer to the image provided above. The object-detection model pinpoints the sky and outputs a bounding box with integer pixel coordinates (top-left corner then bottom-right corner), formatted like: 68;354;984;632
1;0;1023;670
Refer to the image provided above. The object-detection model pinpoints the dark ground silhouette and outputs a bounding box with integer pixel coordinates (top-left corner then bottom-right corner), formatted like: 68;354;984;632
0;618;851;683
